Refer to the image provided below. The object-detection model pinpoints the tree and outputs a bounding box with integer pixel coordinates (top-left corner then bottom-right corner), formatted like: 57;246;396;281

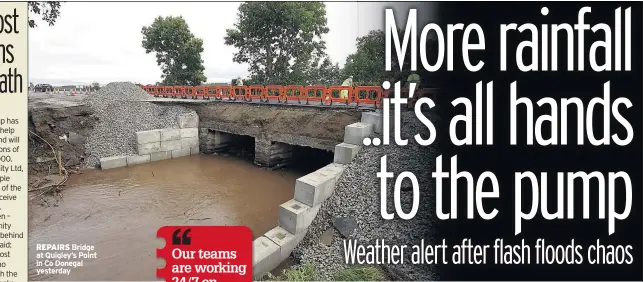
91;82;100;90
141;16;207;86
224;2;329;85
342;29;437;86
29;2;62;28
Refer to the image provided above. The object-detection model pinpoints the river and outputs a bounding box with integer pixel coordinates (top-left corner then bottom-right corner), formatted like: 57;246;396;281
27;154;300;281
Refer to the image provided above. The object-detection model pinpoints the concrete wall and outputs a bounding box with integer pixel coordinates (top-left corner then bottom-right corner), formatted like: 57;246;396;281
251;111;382;279
99;113;200;169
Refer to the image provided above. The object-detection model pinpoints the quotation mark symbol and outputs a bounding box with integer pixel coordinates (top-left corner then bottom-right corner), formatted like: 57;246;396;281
172;228;192;245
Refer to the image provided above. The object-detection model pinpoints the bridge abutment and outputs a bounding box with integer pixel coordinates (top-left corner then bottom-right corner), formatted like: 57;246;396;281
200;129;237;153
255;137;293;169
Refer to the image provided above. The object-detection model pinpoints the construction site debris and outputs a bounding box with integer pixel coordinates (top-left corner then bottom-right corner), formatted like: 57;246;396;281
84;82;195;167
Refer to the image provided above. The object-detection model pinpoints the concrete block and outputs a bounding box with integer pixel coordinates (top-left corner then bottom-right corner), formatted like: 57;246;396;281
160;128;181;141
178;112;199;128
180;128;198;139
190;146;200;155
171;148;190;159
126;154;150;166
161;140;182;152
181;137;199;148
333;143;360;164
294;163;346;207
252;236;281;279
100;156;127;170
150;151;171;162
343;122;373;145
278;199;321;235
137;142;161;155
264;226;307;261
136;129;160;144
361;111;383;134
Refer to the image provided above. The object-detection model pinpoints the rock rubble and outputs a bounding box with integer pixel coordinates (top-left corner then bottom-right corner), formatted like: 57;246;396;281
293;111;440;280
84;82;194;167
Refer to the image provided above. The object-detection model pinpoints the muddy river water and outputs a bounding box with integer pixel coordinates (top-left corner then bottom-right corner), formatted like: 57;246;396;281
28;154;300;281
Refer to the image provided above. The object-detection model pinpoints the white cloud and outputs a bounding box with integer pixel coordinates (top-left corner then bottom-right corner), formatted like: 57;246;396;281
29;2;437;86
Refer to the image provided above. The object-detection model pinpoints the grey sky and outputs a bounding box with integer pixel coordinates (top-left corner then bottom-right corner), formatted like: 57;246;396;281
29;2;437;86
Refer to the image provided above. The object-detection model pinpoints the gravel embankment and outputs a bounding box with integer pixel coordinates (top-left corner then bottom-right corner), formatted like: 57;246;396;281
293;110;440;280
84;82;194;167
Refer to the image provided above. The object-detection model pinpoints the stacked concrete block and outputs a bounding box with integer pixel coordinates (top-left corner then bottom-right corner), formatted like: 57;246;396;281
361;111;383;134
172;147;191;158
136;129;161;156
99;156;127;170
252;227;307;279
334;143;360;164
127;154;150;166
178;112;199;129
278;199;321;235
252;111;383;279
294;163;345;207
100;113;202;170
151;151;171;162
180;127;200;156
252;237;281;278
344;122;373;145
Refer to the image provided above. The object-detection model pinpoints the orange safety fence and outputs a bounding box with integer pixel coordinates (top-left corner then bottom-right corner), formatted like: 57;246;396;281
232;86;247;101
173;86;184;98
246;85;264;101
325;86;353;105
265;85;283;102
141;84;436;108
216;86;232;100
303;86;327;104
353;86;381;107
195;86;207;98
283;85;304;104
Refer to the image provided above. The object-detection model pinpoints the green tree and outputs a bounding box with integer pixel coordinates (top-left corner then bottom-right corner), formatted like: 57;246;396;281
91;81;100;90
225;2;329;85
342;30;396;85
29;2;62;28
141;16;207;86
306;56;342;85
342;29;437;86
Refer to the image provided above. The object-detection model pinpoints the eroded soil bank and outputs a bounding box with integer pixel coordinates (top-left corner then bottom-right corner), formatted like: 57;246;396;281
189;102;362;142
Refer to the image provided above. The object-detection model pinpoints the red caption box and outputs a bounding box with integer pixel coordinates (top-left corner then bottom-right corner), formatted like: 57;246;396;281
157;226;252;282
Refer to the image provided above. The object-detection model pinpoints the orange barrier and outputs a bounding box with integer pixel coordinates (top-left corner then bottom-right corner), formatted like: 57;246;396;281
265;85;283;102
246;85;264;101
195;86;207;98
232;86;246;101
163;86;173;97
205;86;217;99
283;85;304;104
217;86;233;100
303;86;326;104
141;84;436;108
325;86;352;105
172;86;184;98
353;86;381;107
185;86;197;98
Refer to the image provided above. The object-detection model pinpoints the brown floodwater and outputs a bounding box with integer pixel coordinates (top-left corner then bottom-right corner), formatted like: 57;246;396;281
28;154;300;281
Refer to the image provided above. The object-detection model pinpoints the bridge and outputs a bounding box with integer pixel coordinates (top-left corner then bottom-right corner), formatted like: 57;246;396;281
140;84;437;169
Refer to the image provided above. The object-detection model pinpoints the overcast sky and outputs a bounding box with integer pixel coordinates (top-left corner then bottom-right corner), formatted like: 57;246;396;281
29;2;437;86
